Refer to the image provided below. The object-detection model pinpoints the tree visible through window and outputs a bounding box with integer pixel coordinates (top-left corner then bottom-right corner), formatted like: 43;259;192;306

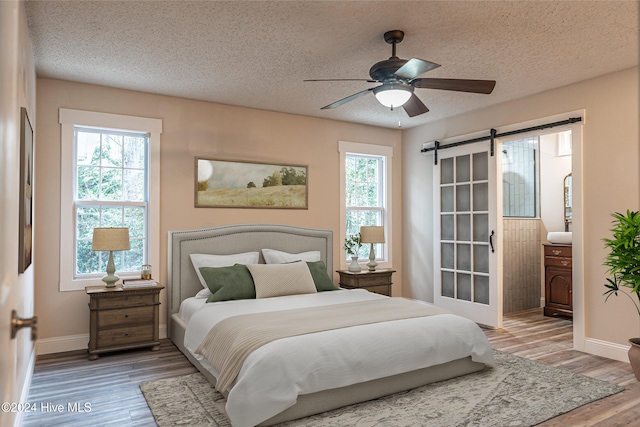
74;127;148;277
345;153;385;260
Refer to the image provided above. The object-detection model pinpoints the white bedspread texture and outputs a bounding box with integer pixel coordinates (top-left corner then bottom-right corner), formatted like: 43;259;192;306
183;289;494;427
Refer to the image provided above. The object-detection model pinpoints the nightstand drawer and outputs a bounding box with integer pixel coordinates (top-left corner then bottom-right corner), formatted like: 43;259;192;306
97;306;154;327
94;294;155;309
97;324;154;348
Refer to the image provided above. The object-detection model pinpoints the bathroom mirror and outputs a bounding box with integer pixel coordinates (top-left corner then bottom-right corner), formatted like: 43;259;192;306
564;173;572;230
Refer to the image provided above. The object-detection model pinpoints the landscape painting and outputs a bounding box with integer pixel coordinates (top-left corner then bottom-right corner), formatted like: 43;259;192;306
195;157;308;209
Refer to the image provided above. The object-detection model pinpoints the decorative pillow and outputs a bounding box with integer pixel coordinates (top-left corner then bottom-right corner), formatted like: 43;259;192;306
306;261;340;292
190;252;260;288
262;248;321;264
199;264;256;303
247;261;317;299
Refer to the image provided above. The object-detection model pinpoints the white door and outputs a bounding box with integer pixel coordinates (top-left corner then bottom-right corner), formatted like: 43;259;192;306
433;141;502;328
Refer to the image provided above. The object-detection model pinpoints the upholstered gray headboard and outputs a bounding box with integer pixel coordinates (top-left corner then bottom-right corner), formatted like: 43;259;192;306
167;223;333;317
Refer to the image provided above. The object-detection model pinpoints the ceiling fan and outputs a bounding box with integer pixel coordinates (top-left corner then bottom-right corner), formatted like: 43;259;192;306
305;30;496;117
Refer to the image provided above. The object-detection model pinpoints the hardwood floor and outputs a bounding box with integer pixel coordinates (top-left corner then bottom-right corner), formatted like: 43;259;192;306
23;309;640;426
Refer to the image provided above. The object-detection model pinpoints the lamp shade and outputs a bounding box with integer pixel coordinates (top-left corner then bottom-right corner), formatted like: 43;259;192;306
91;227;130;251
373;83;413;108
360;226;385;244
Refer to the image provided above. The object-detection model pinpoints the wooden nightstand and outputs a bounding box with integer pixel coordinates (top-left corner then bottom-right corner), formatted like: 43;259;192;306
337;269;396;296
85;284;163;360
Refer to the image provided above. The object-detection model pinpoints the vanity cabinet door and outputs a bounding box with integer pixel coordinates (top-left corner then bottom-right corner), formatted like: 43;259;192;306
543;244;572;318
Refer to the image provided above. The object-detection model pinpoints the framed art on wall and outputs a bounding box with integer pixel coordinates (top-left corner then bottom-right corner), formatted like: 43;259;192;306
19;107;34;273
195;157;308;209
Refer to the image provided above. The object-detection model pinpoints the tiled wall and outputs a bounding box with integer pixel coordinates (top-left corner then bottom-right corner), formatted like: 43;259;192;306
503;218;541;313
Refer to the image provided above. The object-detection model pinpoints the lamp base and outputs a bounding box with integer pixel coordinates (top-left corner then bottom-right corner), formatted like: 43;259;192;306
102;250;119;287
367;243;378;271
102;274;119;288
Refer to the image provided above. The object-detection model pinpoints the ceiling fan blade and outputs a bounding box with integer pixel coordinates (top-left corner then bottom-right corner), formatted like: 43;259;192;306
413;78;496;94
394;58;440;79
321;88;374;110
305;78;377;82
402;94;429;117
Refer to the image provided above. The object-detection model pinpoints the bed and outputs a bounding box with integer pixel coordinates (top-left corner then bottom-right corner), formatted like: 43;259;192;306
168;224;494;427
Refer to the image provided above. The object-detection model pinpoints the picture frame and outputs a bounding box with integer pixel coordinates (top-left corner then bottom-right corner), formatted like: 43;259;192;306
195;157;308;209
19;107;34;273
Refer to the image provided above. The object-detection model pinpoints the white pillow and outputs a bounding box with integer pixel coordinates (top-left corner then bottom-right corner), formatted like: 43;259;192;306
262;248;321;264
190;252;260;288
247;261;317;299
195;288;213;299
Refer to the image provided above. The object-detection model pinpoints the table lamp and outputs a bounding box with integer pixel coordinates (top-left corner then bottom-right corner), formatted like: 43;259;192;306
92;227;130;287
359;226;385;271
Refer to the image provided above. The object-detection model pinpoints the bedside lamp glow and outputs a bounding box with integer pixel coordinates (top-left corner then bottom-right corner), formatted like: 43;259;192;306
92;227;130;287
359;226;385;271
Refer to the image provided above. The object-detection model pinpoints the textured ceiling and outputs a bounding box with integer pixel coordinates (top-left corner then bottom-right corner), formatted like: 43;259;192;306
25;1;639;129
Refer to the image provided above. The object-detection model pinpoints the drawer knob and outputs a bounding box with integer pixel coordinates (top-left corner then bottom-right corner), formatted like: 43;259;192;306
561;260;570;266
124;313;129;318
553;250;561;255
124;332;129;337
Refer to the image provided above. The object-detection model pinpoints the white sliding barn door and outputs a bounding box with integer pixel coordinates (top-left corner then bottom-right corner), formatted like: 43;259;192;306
433;141;502;328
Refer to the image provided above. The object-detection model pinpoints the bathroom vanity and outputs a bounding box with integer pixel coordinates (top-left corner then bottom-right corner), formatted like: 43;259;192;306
543;243;572;318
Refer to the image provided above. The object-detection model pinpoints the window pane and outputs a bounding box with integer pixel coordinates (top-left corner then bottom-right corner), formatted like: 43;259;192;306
124;207;145;239
124;135;146;169
76;131;100;166
77;166;100;200
123;169;145;201
101;134;123;168
125;238;144;271
101;206;123;227
77;239;99;275
100;168;123;200
77;206;100;239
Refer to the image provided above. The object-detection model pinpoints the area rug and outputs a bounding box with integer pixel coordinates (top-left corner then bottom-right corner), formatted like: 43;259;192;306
140;350;623;427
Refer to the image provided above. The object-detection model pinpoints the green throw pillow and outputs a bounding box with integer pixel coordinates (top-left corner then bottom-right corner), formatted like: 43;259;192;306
199;264;256;303
307;261;340;292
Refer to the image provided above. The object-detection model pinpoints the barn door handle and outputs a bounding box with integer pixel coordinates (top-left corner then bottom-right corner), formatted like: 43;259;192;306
489;231;495;253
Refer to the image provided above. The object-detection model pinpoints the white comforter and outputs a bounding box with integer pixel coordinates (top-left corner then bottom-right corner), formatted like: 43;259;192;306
183;289;494;427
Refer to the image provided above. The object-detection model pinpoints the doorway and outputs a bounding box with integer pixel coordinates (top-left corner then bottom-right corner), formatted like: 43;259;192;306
430;111;584;348
501;130;573;316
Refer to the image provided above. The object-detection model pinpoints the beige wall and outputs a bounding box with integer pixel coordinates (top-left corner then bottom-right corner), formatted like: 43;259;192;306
34;78;402;346
402;67;639;352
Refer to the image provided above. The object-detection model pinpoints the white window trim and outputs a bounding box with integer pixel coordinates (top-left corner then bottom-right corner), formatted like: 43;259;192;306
59;108;162;291
338;140;393;270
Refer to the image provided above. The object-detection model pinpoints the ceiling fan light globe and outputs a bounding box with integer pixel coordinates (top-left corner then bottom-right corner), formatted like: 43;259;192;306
373;86;412;108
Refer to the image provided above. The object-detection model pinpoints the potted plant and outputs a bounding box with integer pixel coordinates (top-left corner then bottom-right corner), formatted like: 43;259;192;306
344;233;362;272
603;210;640;380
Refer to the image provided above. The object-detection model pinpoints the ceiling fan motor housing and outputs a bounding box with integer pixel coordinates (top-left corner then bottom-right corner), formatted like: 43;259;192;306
369;58;410;82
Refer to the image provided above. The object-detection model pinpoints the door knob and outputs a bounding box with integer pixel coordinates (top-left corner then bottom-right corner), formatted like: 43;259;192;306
11;310;38;341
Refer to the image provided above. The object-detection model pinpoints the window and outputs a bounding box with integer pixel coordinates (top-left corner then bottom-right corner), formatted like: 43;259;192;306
339;141;392;265
501;136;539;218
59;109;162;291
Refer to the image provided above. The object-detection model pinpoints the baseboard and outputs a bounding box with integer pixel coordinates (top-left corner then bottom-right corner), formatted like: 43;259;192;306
36;324;168;355
583;337;630;363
